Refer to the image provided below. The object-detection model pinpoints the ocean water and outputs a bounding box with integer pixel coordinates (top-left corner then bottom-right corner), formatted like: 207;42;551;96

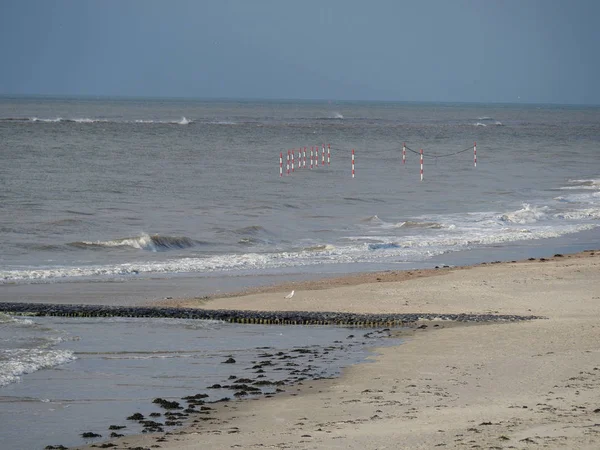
1;97;599;448
0;98;600;284
1;98;599;285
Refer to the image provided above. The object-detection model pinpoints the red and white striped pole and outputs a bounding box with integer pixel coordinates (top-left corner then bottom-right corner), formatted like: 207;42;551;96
303;147;307;168
420;148;424;181
322;144;325;166
279;152;283;177
291;149;295;172
352;149;355;178
310;146;314;169
402;143;406;165
327;144;331;165
474;141;477;167
287;150;290;175
315;145;319;168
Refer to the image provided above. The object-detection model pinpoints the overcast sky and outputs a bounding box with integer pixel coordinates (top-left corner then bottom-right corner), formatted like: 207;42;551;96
1;0;598;104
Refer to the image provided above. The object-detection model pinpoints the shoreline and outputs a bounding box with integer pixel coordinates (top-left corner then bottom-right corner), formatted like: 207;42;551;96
69;248;600;449
3;226;599;308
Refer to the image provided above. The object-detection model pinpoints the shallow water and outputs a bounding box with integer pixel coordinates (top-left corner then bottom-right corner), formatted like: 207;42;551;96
0;314;399;449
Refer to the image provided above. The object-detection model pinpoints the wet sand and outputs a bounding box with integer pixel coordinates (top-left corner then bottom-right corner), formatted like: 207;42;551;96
69;249;600;450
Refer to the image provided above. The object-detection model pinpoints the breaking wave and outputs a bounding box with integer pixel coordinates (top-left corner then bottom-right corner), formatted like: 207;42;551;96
560;179;600;190
69;233;198;252
500;204;549;224
1;116;193;125
1;221;596;285
0;313;34;326
0;348;76;387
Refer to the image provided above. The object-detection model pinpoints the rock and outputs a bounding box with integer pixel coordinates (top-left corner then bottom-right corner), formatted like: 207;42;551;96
81;432;102;438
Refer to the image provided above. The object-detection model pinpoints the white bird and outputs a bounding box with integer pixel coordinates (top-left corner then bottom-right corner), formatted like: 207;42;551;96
284;290;295;299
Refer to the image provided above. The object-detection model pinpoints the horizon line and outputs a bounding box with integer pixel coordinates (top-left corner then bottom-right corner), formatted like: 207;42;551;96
0;93;598;108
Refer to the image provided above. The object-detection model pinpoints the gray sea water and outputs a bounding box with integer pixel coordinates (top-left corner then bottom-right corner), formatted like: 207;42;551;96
2;98;599;284
0;312;394;449
1;97;599;448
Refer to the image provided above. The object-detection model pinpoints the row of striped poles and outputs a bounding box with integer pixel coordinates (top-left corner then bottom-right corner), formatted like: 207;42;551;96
280;145;331;177
281;142;476;180
404;142;477;182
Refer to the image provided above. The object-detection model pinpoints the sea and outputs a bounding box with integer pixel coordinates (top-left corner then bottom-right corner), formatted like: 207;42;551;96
1;97;599;448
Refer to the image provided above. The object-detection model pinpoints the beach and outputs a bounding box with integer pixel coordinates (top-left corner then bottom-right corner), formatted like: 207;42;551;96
70;249;600;450
2;98;600;449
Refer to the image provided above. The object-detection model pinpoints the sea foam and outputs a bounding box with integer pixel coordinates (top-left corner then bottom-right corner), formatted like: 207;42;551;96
0;348;76;387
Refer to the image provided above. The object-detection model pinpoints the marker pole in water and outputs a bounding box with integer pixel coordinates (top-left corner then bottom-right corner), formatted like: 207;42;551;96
322;144;325;166
280;152;283;177
352;149;355;178
317;146;319;169
327;144;331;165
310;146;314;169
474;141;477;167
303;147;307;168
287;150;290;175
292;149;295;172
420;149;424;181
402;142;406;165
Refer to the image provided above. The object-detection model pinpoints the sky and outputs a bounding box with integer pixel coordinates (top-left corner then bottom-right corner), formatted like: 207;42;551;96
0;0;599;104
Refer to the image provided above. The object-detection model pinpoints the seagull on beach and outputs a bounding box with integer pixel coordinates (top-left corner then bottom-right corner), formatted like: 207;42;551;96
284;290;295;299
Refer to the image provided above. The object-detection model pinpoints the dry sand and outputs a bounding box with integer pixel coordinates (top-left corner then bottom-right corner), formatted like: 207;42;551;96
81;251;600;450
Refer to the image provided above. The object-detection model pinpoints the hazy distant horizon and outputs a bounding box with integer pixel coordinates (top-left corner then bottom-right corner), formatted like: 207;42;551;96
1;93;598;108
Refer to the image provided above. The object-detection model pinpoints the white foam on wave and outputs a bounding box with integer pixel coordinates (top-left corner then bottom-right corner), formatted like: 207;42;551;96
209;120;238;125
361;215;385;225
71;118;108;123
360;223;596;255
135;117;191;125
554;208;600;220
0;313;34;326
360;215;442;230
305;244;336;252
77;233;196;252
560;179;600;190
82;233;156;251
2;220;597;284
14;116;195;125
0;348;76;386
29;117;110;123
500;203;549;224
31;117;63;123
473;120;502;127
103;353;193;360
567;178;600;185
555;191;600;204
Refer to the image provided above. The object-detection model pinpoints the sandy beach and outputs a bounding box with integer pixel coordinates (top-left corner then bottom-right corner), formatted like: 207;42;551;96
70;249;600;450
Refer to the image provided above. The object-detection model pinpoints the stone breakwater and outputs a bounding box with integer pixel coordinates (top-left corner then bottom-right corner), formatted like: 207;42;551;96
0;302;544;327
